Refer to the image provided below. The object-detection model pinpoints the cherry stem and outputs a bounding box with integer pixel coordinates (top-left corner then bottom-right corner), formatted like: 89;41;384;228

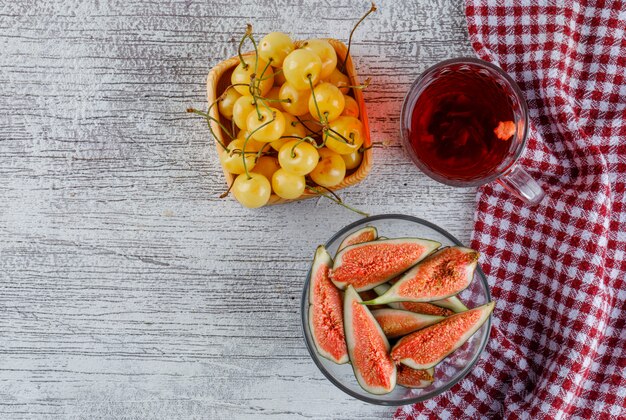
219;182;235;199
318;184;342;202
256;60;275;82
254;142;273;162
306;184;369;217
250;54;275;118
296;115;323;134
249;28;259;74
307;75;327;125
187;108;233;150
238;24;254;70
256;96;273;116
342;78;371;90
257;58;272;85
339;2;377;73
258;97;290;104
219;83;249;98
243;116;275;178
325;127;353;145
253;99;263;120
237;26;272;124
289;136;318;158
229;149;262;156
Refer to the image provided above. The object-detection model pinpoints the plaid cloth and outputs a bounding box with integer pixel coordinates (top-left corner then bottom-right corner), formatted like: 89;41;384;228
396;1;626;418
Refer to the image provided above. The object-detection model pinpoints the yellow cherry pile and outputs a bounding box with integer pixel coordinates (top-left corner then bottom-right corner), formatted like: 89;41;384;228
189;5;376;210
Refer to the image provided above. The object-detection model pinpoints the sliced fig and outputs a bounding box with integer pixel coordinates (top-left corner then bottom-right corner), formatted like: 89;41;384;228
391;301;495;370
431;296;469;313
397;365;435;389
308;246;348;364
331;238;441;292
374;284;454;317
344;285;396;394
359;289;387;310
337;226;378;253
363;247;479;305
393;301;455;317
371;308;445;339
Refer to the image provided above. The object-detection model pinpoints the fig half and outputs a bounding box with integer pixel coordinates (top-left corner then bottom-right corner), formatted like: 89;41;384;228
391;301;495;370
336;226;378;253
344;285;396;394
371;308;445;339
308;246;348;364
363;247;479;305
374;283;455;317
331;238;441;292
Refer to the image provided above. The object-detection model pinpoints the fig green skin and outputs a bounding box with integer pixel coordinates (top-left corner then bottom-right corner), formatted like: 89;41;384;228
362;246;479;305
431;296;469;313
331;238;441;292
372;283;390;296
308;245;349;364
336;226;378;253
391;301;495;370
343;285;396;394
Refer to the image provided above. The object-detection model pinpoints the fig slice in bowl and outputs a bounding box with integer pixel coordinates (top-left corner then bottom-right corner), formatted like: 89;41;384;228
363;246;479;305
373;283;455;316
391;302;495;370
331;238;441;292
308;246;348;364
336;226;378;253
372;308;445;339
344;285;396;394
397;366;435;389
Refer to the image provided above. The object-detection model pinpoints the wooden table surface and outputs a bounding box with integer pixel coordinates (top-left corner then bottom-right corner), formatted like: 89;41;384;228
0;1;476;418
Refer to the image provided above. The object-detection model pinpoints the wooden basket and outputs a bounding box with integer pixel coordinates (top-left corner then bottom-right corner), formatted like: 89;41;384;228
206;39;372;205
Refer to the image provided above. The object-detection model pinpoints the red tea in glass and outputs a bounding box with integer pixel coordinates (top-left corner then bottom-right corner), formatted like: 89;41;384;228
400;58;545;204
410;70;515;181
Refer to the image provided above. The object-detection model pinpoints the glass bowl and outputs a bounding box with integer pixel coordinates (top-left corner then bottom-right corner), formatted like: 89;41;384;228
300;214;492;405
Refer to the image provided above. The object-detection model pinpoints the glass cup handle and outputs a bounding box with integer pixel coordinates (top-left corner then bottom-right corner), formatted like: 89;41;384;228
496;166;546;205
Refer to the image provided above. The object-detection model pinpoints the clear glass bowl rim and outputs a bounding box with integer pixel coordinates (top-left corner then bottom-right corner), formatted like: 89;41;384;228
300;213;493;406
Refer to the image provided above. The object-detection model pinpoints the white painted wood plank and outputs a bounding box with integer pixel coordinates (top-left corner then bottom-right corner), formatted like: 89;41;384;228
0;0;475;418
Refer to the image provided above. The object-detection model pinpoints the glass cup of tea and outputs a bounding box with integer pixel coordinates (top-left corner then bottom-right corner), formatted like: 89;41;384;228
400;57;545;205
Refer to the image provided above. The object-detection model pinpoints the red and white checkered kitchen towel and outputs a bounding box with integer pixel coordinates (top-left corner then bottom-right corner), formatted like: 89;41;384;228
397;1;626;418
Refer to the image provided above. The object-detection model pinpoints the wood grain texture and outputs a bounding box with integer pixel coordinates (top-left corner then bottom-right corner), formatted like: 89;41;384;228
0;0;475;418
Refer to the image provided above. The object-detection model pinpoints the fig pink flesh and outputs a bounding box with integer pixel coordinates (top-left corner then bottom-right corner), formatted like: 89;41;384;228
373;309;444;339
333;242;429;290
391;305;490;368
351;300;395;390
340;230;376;250
310;258;347;363
396;247;477;300
378;282;455;315
397;365;434;388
